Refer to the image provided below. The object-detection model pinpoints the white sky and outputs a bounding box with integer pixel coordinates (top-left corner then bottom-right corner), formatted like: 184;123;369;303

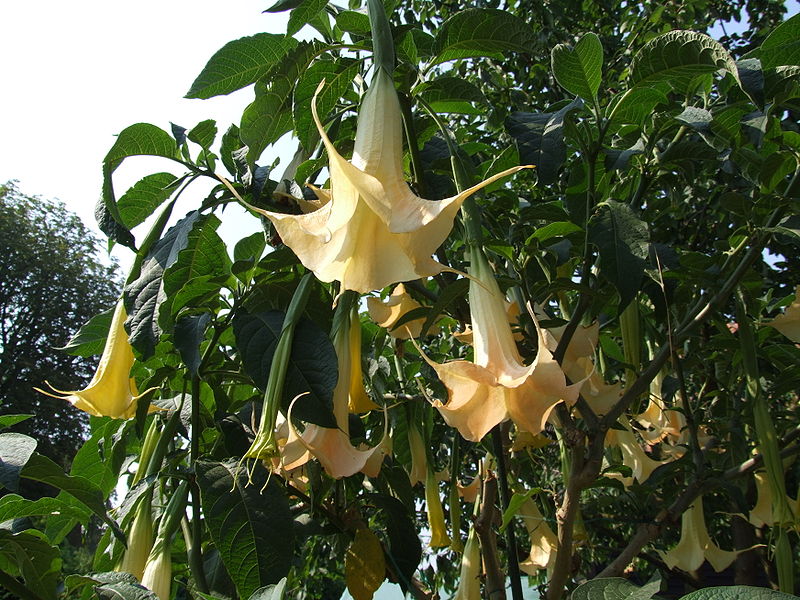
0;1;296;270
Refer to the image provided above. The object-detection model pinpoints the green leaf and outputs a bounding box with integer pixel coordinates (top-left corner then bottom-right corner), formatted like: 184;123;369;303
527;221;583;244
196;460;295;599
499;490;535;533
679;587;799;600
629;31;739;93
588;200;649;310
416;77;488;115
506;99;583;185
0;414;33;430
123;211;202;358
335;10;370;35
420;278;470;338
233;311;337;427
430;9;536;67
0;432;37;492
287;0;328;36
70;420;122;498
175;313;212;377
0;494;88;524
20;453;122;540
264;0;303;11
607;85;669;129
117;173;179;230
94;581;159;600
0;529;61;600
186;33;298;99
241;42;318;165
292;58;361;152
759;13;800;69
366;494;421;596
674;106;713;131
160;214;230;329
249;578;288;600
100;123;179;249
188;119;218;149
58;306;114;357
571;577;661;600
551;32;603;100
221;124;245;177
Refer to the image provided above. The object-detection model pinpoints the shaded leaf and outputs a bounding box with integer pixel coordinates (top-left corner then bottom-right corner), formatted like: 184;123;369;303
196;460;294;599
233;311;337;427
345;528;386;600
59;306;114;357
0;432;37;492
589;200;649;309
123;211;202;358
758;13;800;69
680;587;799;600
117;173;178;230
287;0;328;36
175;313;212;377
0;529;61;600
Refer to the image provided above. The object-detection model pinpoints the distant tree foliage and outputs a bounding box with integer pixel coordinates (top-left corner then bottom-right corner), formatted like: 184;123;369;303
0;181;119;467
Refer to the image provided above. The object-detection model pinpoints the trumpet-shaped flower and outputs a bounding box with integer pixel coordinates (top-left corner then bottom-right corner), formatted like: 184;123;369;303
425;466;451;548
454;527;482;600
117;497;154;581
286;306;389;479
661;496;738;573
517;497;558;575
245;67;530;293
415;246;581;442
36;299;152;419
768;285;800;342
368;284;433;339
141;543;172;600
604;417;671;486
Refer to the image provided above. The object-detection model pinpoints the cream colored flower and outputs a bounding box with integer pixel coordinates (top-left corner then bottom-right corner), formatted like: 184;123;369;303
415;247;580;442
36;299;153;419
117;497;154;582
604;416;671;486
454;526;482;600
768;285;800;342
368;284;432;339
141;544;171;600
245;67;530;293
518;497;558;575
661;496;738;573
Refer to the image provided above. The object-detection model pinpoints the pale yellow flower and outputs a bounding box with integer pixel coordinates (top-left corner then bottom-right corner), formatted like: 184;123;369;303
454;527;482;600
141;544;172;600
661;496;738;573
245;68;530;293
604;416;671;486
368;284;433;339
768;285;800;342
117;498;154;582
425;466;450;548
518;497;558;575
36;299;153;419
415;247;580;442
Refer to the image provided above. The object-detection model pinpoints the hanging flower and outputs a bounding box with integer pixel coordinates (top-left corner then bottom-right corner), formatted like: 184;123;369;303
518;497;558;575
604;416;671;486
36;299;153;419
767;285;800;342
368;283;433;339
117;496;154;582
425;465;451;548
454;526;482;600
141;543;172;600
661;496;739;573
414;246;581;442
244;67;530;293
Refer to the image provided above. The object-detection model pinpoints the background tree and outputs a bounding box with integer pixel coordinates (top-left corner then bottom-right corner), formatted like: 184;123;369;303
0;181;119;468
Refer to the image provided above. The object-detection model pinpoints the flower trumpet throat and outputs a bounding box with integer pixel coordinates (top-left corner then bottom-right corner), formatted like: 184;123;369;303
414;246;580;442
36;299;154;419
245;67;532;293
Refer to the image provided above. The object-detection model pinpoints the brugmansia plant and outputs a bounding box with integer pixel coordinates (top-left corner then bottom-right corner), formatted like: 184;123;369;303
2;1;800;600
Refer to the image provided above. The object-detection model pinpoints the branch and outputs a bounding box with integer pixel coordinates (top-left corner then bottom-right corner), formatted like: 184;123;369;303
475;473;506;600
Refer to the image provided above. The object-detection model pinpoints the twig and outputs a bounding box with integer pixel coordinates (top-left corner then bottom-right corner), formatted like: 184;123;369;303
475;473;506;600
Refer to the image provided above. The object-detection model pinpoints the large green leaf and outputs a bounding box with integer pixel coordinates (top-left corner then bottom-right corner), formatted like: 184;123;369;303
123;211;202;358
551;32;603;100
629;31;739;93
94;581;159;600
19;453;121;539
0;529;61;600
196;460;295;599
287;0;328;36
429;8;536;67
186;33;298;99
59;306;114;357
117;173;179;230
0;494;88;524
759;13;800;69
292;58;361;152
175;313;212;377
606;85;670;129
571;577;663;600
160;214;231;329
99;123;180;249
0;414;33;430
415;77;488;115
232;311;337;428
0;432;37;492
241;42;317;166
680;587;799;600
588;200;649;310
